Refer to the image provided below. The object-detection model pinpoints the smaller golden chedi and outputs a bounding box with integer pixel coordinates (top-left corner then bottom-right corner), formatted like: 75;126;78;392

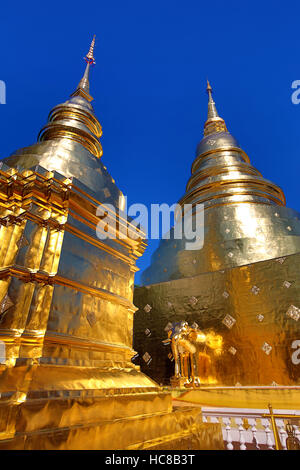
134;81;300;388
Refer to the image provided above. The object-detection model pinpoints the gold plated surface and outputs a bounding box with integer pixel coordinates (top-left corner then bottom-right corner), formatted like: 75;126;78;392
134;250;300;386
172;387;300;410
0;45;224;450
134;84;300;387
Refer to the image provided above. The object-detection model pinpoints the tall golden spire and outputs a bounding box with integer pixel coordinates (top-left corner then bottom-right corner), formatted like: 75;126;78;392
206;80;219;119
176;81;286;212
36;35;102;158
71;35;96;102
204;80;227;136
4;34;104;173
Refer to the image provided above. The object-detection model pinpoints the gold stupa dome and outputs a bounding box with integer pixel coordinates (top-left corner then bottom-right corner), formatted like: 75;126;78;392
184;81;285;209
134;81;300;388
140;81;300;285
3;36;123;207
196;132;241;158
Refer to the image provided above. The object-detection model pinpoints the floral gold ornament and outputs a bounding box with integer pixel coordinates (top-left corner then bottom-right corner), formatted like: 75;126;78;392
262;342;272;355
286;305;300;321
142;352;152;364
222;314;236;329
189;296;198;306
251;285;260;295
283;280;292;288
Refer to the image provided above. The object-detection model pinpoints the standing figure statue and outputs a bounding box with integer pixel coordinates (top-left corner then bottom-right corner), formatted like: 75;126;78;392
164;321;223;388
286;423;300;450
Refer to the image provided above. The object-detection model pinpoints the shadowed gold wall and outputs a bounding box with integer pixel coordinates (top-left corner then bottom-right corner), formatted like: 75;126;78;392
134;251;300;386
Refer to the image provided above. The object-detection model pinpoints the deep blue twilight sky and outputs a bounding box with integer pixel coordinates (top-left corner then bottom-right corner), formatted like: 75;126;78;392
0;1;299;283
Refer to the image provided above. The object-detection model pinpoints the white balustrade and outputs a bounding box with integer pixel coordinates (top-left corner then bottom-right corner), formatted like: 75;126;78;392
224;419;233;450
277;420;287;450
201;406;300;450
250;421;260;450
263;421;274;449
238;421;247;450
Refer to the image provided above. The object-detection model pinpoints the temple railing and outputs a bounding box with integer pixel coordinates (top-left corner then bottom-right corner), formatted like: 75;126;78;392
201;407;300;450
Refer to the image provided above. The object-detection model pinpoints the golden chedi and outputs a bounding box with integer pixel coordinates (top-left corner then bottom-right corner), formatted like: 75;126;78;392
0;40;223;449
133;81;300;388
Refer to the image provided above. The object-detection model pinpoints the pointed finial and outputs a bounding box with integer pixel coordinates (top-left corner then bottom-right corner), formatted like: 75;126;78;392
204;79;228;136
206;79;212;93
85;35;96;65
206;79;219;118
71;35;97;102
